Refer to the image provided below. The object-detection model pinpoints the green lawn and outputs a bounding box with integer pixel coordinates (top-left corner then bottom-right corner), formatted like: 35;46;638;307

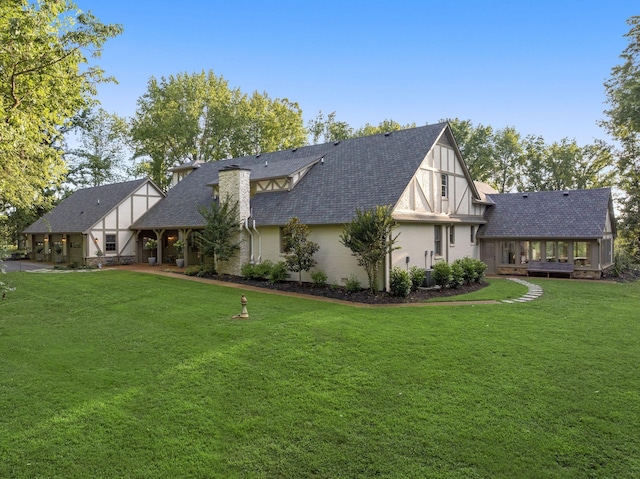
1;271;639;478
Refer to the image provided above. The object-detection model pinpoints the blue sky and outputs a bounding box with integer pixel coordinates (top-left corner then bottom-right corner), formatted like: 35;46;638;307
81;0;637;146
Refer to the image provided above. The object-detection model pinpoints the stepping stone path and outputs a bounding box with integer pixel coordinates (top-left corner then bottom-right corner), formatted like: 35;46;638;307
501;277;543;303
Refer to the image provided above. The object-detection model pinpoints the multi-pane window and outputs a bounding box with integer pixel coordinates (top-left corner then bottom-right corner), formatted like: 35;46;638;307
449;225;455;245
574;241;592;267
434;225;442;255
501;241;516;264
105;234;116;252
441;174;448;197
545;241;556;262
530;241;542;261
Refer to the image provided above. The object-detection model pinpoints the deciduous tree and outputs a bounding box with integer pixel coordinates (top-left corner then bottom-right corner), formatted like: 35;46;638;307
131;71;307;190
66;108;131;187
340;205;399;293
603;16;640;259
0;0;123;210
282;217;319;284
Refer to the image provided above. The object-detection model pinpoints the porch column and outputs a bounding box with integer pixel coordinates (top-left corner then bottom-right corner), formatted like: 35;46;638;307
153;229;165;265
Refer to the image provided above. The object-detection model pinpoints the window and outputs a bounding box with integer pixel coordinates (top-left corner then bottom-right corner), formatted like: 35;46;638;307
449;225;455;245
602;238;612;265
470;226;476;244
557;241;569;262
531;241;542;261
441;174;448;197
105;234;116;252
501;241;516;264
574;241;592;267
519;241;530;264
434;225;442;255
545;241;556;262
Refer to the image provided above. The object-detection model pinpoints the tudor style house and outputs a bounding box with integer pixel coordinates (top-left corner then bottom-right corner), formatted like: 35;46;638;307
129;123;490;289
23;122;617;285
23;179;164;265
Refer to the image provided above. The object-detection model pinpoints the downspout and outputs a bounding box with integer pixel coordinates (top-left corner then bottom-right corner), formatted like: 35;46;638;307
243;219;254;264
445;223;452;263
385;235;391;292
252;220;262;263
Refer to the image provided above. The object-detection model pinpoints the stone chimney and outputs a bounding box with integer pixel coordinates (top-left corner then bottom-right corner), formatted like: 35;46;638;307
217;165;251;276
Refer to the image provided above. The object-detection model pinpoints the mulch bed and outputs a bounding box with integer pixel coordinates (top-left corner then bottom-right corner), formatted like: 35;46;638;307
189;272;488;304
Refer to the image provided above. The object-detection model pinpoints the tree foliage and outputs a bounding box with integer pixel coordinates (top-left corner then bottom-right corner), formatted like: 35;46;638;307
131;70;307;190
66;108;131;187
282;217;319;284
603;16;640;259
308;111;415;144
447;118;615;193
195;197;241;272
0;0;123;210
340;205;399;293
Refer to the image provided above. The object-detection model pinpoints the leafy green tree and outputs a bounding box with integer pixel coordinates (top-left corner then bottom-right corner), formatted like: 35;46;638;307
603;16;640;259
66;108;131;187
340;205;399;293
354;119;416;137
492;127;524;193
309;112;415;144
446;118;495;183
131;70;307;190
195;197;241;272
0;0;123;210
282;217;319;284
308;111;354;144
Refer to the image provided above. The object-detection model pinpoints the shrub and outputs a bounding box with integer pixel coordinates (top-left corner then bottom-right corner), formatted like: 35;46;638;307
450;261;465;288
432;261;452;288
473;258;487;282
269;261;289;283
456;257;478;284
185;265;201;276
254;260;274;280
196;262;216;277
409;266;426;291
390;267;412;297
311;269;328;287
241;262;261;280
344;275;362;293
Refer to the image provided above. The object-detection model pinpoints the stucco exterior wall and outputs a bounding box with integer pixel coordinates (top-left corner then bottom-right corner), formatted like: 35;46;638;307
255;224;370;287
88;182;163;261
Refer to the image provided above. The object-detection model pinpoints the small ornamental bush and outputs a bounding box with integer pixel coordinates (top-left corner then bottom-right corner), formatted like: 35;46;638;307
409;266;426;291
473;258;487;282
197;263;216;277
432;261;452;288
253;260;274;280
456;257;478;284
450;261;465;288
185;265;201;276
241;262;263;280
269;261;289;283
345;275;362;293
311;269;328;287
390;267;412;297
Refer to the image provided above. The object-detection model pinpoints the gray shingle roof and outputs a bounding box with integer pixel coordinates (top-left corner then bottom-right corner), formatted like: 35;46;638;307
24;179;152;234
477;188;615;239
132;123;453;228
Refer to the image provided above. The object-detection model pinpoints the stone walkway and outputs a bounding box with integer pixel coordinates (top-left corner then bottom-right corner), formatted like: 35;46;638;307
501;277;543;303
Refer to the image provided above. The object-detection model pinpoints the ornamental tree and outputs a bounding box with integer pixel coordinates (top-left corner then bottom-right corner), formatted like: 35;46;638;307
282;217;319;284
340;205;399;293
